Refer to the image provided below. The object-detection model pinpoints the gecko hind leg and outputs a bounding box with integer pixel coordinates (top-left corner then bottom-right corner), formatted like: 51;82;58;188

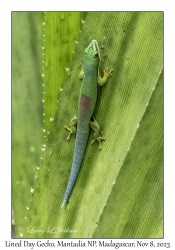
64;115;78;140
90;117;106;150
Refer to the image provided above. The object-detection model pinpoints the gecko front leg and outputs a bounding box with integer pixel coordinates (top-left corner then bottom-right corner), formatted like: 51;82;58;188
97;68;113;86
90;117;106;150
64;115;78;140
79;63;84;80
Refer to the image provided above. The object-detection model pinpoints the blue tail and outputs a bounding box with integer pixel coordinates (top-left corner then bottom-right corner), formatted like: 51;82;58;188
61;129;89;207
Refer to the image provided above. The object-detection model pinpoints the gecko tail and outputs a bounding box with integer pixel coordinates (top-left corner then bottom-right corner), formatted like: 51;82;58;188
61;202;65;208
61;190;70;208
61;130;89;208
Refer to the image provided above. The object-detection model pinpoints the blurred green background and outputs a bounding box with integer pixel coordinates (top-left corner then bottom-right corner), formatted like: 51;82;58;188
12;12;163;239
12;12;44;236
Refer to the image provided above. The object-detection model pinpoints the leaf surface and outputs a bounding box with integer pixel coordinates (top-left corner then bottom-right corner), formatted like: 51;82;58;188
22;12;163;238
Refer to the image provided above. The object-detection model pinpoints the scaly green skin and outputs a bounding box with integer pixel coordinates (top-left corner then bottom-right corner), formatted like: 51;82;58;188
62;40;113;207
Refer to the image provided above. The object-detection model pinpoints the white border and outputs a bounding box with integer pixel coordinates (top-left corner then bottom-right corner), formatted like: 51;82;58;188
0;0;175;248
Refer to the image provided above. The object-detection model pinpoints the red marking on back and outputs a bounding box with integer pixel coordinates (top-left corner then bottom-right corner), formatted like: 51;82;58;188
79;95;91;118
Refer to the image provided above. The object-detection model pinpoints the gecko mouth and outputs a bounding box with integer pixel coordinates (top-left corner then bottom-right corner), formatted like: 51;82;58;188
88;40;98;52
86;40;100;59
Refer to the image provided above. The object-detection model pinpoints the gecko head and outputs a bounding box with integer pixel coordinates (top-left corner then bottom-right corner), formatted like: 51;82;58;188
83;39;100;66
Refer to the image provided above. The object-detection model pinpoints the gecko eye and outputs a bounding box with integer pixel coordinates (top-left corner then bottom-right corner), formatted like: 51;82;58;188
95;52;99;57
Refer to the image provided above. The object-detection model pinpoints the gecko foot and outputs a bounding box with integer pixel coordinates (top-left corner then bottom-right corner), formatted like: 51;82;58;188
97;68;113;86
90;131;106;150
103;68;113;78
64;126;73;141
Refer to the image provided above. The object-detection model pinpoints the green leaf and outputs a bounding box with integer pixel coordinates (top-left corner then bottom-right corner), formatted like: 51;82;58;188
43;12;87;138
21;12;163;238
12;12;44;234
